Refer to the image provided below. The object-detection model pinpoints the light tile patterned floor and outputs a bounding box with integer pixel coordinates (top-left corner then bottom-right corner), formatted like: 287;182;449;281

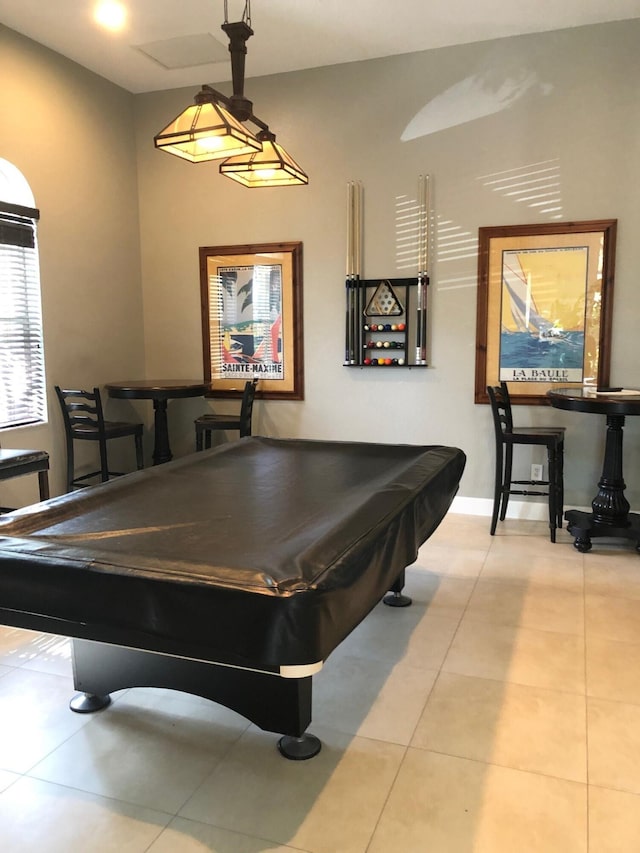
1;513;640;851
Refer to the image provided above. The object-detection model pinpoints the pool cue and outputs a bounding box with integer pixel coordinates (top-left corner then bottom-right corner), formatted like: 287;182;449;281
416;174;430;365
345;181;354;364
354;180;363;364
352;180;359;365
422;174;430;364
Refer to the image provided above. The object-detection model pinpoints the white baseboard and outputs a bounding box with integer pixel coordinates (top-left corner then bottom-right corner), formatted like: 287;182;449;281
451;496;595;520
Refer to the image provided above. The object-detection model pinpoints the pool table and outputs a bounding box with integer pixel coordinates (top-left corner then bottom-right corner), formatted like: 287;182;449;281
0;437;465;758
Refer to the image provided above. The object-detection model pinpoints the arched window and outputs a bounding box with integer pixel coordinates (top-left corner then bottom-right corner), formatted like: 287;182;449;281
0;159;46;428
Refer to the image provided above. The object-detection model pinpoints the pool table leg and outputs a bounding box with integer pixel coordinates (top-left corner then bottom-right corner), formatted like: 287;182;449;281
278;733;321;760
69;692;111;713
69;639;320;758
383;569;412;607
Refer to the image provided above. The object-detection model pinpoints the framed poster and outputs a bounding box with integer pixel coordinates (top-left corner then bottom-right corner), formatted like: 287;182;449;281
200;242;304;399
475;220;617;405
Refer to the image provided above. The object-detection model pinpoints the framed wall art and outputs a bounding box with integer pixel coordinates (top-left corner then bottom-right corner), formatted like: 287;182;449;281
475;220;617;405
200;241;304;399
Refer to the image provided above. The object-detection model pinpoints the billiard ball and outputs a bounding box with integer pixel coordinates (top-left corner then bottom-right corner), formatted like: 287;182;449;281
363;358;371;365
398;357;405;365
398;323;406;331
376;341;383;348
391;324;397;331
383;341;390;348
363;324;369;332
378;358;385;365
384;324;391;331
384;358;392;365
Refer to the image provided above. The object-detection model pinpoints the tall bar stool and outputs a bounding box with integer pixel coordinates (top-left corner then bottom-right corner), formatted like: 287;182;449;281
195;378;258;451
487;382;565;542
55;386;144;492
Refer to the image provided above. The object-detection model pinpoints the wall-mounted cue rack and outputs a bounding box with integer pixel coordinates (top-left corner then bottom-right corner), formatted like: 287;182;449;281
344;176;431;368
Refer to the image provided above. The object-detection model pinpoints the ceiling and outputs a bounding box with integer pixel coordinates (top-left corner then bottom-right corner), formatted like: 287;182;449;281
2;0;640;94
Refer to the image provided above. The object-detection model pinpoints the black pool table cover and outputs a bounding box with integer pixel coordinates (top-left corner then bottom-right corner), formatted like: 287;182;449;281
0;437;466;672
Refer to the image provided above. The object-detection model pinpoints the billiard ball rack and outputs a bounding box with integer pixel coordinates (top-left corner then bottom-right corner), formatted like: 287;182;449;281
344;277;430;368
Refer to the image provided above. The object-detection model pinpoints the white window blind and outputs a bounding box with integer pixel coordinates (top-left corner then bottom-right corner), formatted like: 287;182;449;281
0;202;46;428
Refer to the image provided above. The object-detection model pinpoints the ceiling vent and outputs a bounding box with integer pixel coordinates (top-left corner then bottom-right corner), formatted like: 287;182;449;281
135;33;228;70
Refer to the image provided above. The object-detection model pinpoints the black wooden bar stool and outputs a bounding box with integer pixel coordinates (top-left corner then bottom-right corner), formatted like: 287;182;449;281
487;382;565;542
195;378;258;451
55;386;144;492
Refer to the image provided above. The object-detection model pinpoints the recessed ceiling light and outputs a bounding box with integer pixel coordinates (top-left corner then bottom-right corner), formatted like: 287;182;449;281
94;1;127;32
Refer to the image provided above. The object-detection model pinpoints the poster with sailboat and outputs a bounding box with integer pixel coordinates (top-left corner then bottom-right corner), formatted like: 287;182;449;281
500;247;587;383
475;220;617;405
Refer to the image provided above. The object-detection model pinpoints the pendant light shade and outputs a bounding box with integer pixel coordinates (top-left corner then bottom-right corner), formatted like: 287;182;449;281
154;89;261;163
220;131;308;187
153;2;307;186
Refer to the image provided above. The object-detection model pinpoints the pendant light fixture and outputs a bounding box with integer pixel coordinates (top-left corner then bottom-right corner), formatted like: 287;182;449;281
153;1;308;187
153;86;261;163
220;129;308;187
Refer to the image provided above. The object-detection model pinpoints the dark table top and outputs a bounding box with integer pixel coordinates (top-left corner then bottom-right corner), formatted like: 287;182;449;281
105;380;208;401
547;387;640;416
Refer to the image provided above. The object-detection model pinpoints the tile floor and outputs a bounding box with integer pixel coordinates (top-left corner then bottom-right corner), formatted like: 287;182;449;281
1;513;640;851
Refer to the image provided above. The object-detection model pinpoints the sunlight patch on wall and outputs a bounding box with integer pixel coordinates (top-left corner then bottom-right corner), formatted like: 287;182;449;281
402;63;552;140
435;218;479;291
393;163;561;295
477;158;563;219
395;193;478;291
395;194;423;272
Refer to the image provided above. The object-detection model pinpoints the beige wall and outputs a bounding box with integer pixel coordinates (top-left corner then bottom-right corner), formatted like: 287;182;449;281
1;20;639;510
0;25;145;499
135;20;640;510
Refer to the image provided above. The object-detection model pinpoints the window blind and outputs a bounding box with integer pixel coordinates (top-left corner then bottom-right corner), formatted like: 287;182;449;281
0;203;46;429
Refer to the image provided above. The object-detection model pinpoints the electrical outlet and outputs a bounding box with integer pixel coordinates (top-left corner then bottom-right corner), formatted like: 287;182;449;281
531;463;543;482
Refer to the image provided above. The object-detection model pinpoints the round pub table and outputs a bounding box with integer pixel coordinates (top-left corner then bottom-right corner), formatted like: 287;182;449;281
547;386;640;552
106;380;208;465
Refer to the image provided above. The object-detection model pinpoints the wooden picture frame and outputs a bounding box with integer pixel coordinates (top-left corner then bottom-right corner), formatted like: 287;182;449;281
200;241;304;399
475;220;617;405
